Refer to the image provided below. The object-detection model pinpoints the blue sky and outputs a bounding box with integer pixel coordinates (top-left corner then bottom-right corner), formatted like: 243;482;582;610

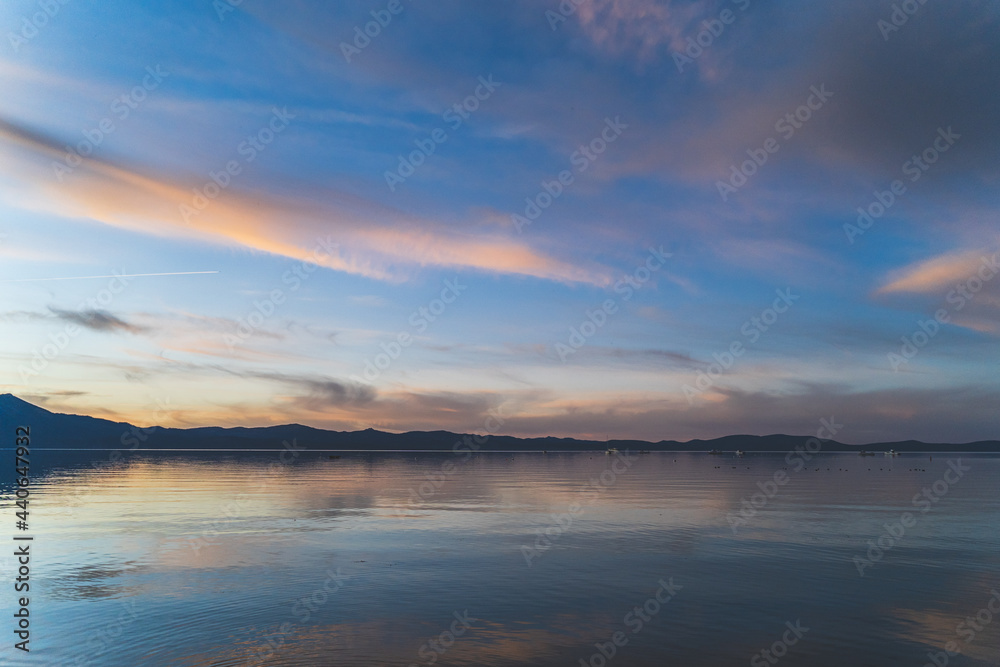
1;0;998;443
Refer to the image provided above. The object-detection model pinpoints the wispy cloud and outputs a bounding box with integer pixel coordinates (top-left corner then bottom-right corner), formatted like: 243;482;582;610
48;308;147;334
0;118;611;287
878;247;1000;295
573;0;695;64
1;307;146;334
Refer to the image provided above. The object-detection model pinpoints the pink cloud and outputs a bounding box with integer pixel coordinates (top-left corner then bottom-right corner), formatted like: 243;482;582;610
877;247;1000;295
0;119;611;286
573;0;696;63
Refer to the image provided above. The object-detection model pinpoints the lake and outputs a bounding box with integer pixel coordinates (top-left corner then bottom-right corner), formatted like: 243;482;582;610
2;450;999;666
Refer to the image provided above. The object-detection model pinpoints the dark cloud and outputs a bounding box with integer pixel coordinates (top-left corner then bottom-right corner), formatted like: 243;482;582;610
505;343;700;368
48;308;147;334
20;391;88;405
0;307;146;334
292;378;379;408
801;1;1000;184
228;370;378;407
233;369;508;430
156;362;511;429
606;347;701;368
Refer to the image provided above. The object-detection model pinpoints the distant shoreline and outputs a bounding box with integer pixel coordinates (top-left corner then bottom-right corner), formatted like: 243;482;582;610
4;395;999;453
9;448;1000;454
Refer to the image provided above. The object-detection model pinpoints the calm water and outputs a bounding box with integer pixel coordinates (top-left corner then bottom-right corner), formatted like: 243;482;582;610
2;450;999;666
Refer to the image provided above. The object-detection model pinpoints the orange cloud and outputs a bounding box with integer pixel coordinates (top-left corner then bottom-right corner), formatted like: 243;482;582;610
0;119;610;286
878;247;1000;295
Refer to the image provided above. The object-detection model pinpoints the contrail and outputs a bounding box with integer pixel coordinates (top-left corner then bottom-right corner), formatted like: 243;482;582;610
0;271;220;283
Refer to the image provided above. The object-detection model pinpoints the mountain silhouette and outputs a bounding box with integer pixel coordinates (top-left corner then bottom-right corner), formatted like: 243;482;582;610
1;394;998;452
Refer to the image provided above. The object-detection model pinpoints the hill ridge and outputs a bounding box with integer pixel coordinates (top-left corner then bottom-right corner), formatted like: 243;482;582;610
2;394;998;452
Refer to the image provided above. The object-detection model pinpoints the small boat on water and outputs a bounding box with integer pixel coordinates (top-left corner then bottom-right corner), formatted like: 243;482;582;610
884;449;899;457
605;447;619;455
735;450;745;457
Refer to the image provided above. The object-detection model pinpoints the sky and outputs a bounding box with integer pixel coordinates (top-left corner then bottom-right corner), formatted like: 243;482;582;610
1;0;998;444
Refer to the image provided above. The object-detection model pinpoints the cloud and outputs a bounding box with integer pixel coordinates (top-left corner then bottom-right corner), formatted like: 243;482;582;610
275;375;378;408
187;381;1000;443
199;367;508;432
5;1;1000;444
0;118;611;287
19;391;88;406
548;345;701;369
521;0;1000;209
878;248;1000;295
571;0;695;64
134;353;1000;443
810;2;1000;181
14;346;1000;443
47;307;147;334
0;307;146;334
496;384;1000;444
179;367;377;408
876;246;1000;335
0;239;74;263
